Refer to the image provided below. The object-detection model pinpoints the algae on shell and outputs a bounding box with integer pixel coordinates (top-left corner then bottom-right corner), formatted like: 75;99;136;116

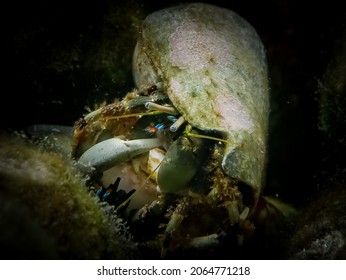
133;3;270;192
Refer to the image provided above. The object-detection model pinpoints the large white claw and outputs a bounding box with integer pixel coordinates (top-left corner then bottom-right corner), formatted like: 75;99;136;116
77;137;162;174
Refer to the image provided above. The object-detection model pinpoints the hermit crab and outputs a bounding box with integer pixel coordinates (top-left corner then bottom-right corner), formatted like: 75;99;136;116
69;3;272;257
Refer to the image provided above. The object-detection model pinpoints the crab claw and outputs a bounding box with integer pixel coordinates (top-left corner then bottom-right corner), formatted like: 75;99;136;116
77;137;163;175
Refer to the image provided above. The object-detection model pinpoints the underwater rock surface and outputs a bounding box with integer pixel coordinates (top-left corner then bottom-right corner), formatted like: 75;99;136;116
0;132;137;259
288;186;346;259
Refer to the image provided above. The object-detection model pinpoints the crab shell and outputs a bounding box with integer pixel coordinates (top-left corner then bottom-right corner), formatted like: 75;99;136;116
133;3;269;194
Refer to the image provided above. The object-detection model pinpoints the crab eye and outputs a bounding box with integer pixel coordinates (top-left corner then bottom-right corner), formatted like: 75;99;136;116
169;116;185;132
147;84;158;94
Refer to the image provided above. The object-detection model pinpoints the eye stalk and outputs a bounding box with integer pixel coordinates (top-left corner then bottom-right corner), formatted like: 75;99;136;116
144;102;179;115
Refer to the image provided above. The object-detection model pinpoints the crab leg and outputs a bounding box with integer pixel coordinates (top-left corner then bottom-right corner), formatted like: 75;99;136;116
189;233;220;249
77;137;163;174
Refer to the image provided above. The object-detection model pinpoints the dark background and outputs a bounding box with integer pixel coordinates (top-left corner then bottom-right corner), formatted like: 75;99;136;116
1;0;345;209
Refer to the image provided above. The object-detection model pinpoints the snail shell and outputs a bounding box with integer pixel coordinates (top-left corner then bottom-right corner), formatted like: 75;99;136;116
133;3;269;194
